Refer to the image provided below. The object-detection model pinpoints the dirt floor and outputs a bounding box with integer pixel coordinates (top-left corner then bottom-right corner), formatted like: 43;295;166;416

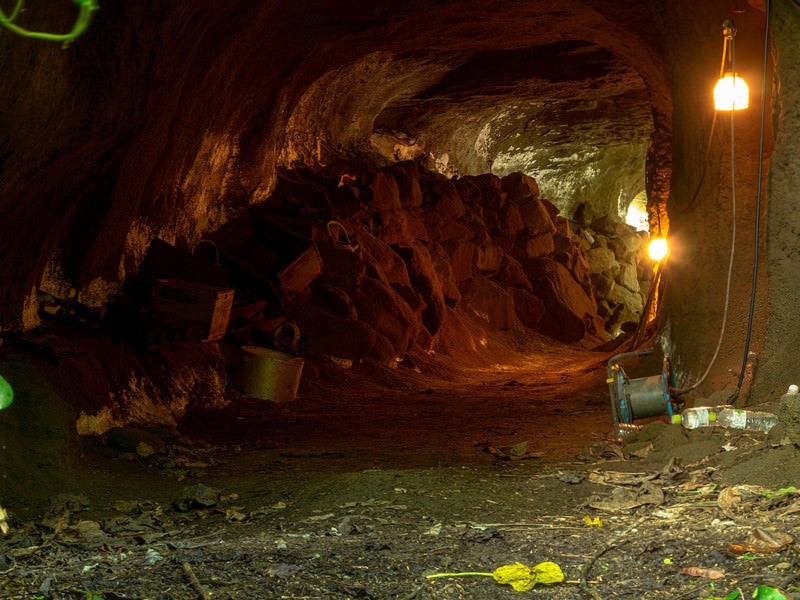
1;336;799;600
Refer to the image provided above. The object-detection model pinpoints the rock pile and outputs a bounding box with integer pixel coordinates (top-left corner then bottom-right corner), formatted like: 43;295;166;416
574;216;653;339
219;163;654;365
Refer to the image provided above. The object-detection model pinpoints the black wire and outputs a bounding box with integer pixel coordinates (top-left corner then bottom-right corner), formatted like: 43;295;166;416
737;0;771;389
683;111;718;212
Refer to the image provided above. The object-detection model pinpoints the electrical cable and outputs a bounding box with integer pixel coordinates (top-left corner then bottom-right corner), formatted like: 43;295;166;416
673;27;741;397
0;0;98;44
683;23;729;213
736;0;771;389
683;113;718;212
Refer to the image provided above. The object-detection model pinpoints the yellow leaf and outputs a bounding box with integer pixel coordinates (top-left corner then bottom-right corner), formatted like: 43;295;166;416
492;561;565;592
584;515;603;528
493;562;536;592
531;561;565;585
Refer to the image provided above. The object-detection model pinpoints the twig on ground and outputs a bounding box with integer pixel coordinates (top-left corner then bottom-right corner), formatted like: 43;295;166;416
399;585;422;600
579;514;648;595
182;561;211;600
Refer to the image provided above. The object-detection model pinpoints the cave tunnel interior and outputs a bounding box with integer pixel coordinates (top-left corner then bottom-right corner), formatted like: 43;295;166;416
0;0;799;519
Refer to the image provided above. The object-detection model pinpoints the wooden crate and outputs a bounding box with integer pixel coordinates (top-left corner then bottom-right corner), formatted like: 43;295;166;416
278;245;323;294
151;279;235;341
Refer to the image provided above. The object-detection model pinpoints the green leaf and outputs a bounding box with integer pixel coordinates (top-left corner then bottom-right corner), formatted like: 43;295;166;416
762;486;797;498
752;585;787;600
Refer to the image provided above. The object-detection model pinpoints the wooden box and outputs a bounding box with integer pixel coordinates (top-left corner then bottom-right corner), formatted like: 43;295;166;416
151;279;235;341
277;245;323;295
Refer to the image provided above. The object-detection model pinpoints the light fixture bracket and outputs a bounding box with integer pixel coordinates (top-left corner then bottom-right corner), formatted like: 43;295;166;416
714;19;748;111
722;19;737;41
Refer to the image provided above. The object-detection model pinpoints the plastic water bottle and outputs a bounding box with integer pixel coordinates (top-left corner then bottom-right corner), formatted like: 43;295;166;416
716;407;779;432
672;406;726;429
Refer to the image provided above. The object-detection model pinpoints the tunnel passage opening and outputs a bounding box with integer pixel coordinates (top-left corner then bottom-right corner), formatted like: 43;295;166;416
625;191;649;232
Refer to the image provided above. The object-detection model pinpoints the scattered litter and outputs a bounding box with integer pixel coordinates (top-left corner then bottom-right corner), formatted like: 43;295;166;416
223;507;248;522
172;484;221;512
424;523;442;536
556;471;585;484
0;504;8;535
304;513;335;522
466;525;499;543
266;563;305;578
587;481;664;512
142;548;164;565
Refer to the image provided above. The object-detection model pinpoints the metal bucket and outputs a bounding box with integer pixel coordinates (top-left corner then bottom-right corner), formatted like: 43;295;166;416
237;346;304;402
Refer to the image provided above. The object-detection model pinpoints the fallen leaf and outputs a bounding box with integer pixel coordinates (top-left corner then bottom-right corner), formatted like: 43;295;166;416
588;481;665;512
224;507;248;522
583;515;603;528
752;585;788;600
717;486;742;512
679;566;725;579
626;443;653;458
762;486;797;498
588;470;660;486
424;523;442;536
486;441;546;460
727;528;793;555
492;561;564;591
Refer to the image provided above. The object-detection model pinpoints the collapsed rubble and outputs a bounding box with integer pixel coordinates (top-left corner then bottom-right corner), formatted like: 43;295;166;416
213;163;654;364
22;164;656;433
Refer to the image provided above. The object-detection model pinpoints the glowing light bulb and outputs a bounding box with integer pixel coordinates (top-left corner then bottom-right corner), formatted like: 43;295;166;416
714;73;749;110
648;238;668;262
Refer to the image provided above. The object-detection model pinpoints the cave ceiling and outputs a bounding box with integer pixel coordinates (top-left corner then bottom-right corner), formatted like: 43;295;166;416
264;0;668;218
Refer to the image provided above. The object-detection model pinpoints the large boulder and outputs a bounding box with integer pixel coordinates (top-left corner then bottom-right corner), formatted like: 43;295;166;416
474;243;505;273
369;170;401;212
352;225;412;287
352;276;422;356
395;241;447;335
519;198;557;236
512;288;546;330
444;240;475;282
425;179;465;221
284;293;390;364
526;258;605;343
389;162;424;209
460;276;515;330
516;230;556;259
501;172;540;203
427;242;461;306
495;254;533;291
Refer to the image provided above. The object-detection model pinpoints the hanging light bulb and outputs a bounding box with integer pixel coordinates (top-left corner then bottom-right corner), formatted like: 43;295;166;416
714;20;749;111
714;73;749;110
648;238;668;262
